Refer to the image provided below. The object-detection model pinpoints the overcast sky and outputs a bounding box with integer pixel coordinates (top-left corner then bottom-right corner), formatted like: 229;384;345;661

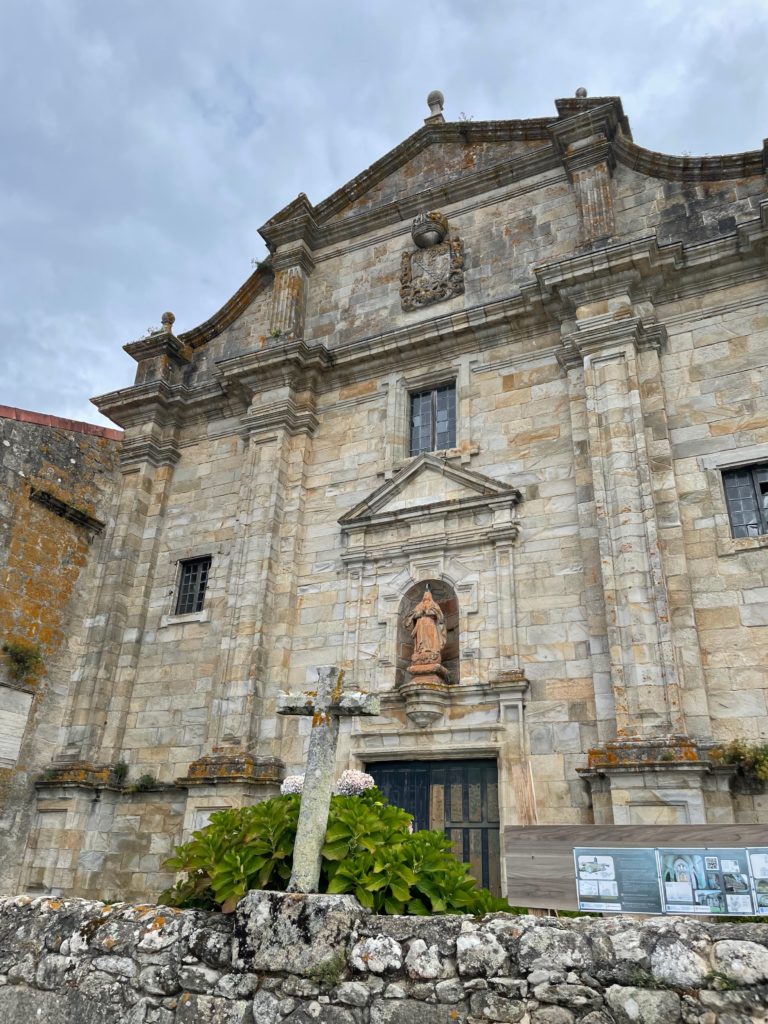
2;0;767;427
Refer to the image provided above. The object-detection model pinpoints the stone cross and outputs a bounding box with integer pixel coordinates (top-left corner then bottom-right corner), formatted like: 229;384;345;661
277;666;380;893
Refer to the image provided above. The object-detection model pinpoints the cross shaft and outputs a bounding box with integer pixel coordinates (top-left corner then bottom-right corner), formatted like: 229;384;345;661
277;666;379;893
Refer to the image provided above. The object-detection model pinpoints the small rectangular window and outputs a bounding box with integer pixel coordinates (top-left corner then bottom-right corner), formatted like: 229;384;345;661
174;556;212;614
409;383;456;456
723;464;768;538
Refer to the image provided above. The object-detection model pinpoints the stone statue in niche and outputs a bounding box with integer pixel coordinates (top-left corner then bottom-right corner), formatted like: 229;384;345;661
400;210;464;312
405;585;449;682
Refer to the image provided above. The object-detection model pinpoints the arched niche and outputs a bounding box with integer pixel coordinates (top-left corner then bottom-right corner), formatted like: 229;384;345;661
395;579;460;688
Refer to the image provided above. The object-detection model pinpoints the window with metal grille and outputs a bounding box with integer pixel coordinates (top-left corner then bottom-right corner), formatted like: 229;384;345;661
174;556;212;614
409;383;456;456
723;464;768;538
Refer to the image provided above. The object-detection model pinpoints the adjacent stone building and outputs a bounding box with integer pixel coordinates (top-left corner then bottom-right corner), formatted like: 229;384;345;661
2;90;767;901
0;406;122;889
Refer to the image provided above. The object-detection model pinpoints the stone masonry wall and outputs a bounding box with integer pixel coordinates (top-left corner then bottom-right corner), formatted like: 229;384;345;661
0;408;122;889
10;97;768;900
1;891;767;1024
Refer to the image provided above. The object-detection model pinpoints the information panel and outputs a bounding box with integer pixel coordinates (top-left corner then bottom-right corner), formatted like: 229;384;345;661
573;846;768;916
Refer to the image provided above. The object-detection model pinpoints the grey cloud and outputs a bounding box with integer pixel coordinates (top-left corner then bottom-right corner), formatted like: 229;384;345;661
1;0;766;423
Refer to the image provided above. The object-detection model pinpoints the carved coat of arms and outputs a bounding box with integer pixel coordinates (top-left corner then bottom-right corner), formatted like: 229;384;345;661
400;211;464;312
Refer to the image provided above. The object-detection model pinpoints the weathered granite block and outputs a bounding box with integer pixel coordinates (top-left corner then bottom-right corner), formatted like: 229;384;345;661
232;890;364;977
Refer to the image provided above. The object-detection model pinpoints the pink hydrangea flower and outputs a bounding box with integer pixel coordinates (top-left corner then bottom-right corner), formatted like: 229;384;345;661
280;774;304;795
335;769;375;796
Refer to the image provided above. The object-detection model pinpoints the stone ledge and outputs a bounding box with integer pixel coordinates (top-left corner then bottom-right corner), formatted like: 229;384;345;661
177;751;284;787
583;735;708;770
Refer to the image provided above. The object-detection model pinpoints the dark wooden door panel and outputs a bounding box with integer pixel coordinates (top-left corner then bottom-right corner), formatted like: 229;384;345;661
369;759;500;894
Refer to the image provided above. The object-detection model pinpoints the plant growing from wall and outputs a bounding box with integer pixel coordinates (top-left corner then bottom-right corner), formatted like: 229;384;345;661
132;773;158;792
714;739;768;786
159;786;514;916
2;638;43;682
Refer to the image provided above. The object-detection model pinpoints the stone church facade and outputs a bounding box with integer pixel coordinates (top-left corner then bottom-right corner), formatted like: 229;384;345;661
2;91;767;901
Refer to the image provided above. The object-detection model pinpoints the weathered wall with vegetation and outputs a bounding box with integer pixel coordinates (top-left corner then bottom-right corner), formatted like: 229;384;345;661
0;407;121;886
1;891;767;1023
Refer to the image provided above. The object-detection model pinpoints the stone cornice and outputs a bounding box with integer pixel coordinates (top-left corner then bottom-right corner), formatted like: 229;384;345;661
259;119;557;252
340;523;520;565
558;317;667;370
548;101;623;178
92;378;226;429
214;340;334;397
175;266;273;351
119;435;181;469
375;675;529;711
614;133;767;182
554;95;632;135
96;204;768;425
260;194;320;251
532;234;685;314
309;146;561;251
124;331;191;366
240;400;319;439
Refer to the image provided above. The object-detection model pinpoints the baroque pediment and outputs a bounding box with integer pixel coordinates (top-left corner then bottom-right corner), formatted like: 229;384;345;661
258;123;558;252
339;454;521;529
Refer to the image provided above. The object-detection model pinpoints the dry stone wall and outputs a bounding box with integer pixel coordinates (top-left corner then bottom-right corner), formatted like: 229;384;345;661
1;891;767;1023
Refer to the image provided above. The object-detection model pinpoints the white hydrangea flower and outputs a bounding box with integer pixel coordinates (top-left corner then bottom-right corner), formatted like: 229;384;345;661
280;774;305;795
335;769;376;796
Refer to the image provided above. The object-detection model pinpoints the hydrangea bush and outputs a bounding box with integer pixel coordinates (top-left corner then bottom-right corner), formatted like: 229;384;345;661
160;786;515;917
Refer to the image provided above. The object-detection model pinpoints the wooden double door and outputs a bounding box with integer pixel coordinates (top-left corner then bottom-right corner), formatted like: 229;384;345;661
369;759;501;895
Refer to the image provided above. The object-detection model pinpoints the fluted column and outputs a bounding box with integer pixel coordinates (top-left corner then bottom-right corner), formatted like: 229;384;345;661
550;99;621;249
269;242;314;340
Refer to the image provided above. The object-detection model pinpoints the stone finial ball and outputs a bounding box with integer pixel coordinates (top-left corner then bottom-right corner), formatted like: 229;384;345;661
575;87;588;98
161;311;176;328
411;210;449;248
427;90;445;114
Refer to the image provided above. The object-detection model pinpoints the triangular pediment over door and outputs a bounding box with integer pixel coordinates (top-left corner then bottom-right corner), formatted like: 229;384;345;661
339;454;521;542
336;452;525;705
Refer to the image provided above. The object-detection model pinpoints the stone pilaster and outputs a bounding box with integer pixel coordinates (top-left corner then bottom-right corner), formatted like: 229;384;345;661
550;102;623;248
176;423;296;817
563;363;614;744
560;299;724;823
562;307;683;737
202;429;282;754
54;433;179;770
181;357;322;808
268;242;314;340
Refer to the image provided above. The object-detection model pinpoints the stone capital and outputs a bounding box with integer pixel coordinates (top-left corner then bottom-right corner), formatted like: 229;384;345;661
549;100;627;179
259;192;319;251
119;434;181;469
558;316;666;370
271;239;316;276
